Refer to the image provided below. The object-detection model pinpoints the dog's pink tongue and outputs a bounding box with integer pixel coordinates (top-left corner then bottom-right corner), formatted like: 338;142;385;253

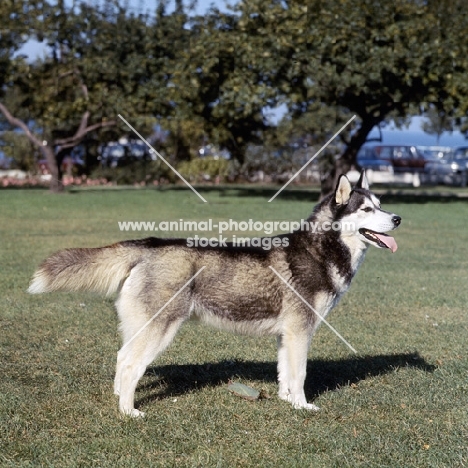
375;234;398;253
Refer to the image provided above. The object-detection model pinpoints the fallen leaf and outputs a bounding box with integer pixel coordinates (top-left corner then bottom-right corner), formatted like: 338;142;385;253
227;382;260;401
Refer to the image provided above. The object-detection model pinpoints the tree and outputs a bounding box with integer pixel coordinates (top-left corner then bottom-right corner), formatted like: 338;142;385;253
231;0;468;195
165;6;282;165
0;1;39;169
1;1;112;191
0;0;162;192
433;0;468;138
301;0;468;194
0;130;37;171
0;1;38;85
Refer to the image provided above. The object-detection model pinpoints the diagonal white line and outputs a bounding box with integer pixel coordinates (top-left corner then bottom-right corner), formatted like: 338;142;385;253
269;266;357;353
121;266;206;351
268;115;357;202
118;114;208;203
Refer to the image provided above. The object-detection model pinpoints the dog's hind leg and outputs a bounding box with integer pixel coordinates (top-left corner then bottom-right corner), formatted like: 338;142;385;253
277;335;290;401
115;314;186;417
113;275;190;417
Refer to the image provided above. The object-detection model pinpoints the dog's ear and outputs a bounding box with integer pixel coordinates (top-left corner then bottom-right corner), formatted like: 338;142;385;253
356;170;369;190
335;175;352;205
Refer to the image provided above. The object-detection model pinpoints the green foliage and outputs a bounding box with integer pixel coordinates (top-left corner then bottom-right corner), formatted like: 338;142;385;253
91;160;176;185
177;157;230;182
239;145;295;182
161;8;274;164
0;131;36;171
0;0;37;89
13;1;159;140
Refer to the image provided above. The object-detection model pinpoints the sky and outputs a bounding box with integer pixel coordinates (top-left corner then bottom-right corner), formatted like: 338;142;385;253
16;0;468;149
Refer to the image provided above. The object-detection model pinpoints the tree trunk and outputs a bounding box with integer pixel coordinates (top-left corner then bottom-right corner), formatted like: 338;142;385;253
320;117;379;198
42;145;64;193
225;140;245;165
0;102;115;193
0;102;65;192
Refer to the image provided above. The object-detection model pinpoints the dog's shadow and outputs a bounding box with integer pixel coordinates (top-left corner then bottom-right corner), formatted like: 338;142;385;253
137;352;435;408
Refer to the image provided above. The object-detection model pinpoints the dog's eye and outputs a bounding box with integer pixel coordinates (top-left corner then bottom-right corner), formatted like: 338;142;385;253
362;207;373;212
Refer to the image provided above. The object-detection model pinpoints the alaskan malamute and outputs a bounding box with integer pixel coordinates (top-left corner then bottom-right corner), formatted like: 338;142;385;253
29;172;401;416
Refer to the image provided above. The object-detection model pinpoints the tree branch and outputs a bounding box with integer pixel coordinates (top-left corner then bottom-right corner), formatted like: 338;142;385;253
55;119;116;150
54;111;90;146
0;102;46;150
53;67;113;148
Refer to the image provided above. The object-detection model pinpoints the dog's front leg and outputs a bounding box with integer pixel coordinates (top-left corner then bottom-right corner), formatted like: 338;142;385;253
277;330;319;411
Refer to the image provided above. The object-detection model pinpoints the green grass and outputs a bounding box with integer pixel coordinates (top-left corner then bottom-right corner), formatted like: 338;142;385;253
1;186;467;467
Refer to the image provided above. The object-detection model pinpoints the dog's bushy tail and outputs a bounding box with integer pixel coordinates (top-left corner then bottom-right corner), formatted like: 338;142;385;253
28;244;141;296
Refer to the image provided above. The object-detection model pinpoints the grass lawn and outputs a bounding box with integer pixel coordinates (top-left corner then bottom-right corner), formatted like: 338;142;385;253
1;185;467;467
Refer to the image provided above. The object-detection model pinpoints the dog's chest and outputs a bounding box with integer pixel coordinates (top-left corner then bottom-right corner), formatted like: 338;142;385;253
327;246;366;296
328;264;352;295
342;236;367;271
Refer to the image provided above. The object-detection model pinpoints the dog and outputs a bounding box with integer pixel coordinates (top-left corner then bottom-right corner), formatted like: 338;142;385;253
28;172;401;417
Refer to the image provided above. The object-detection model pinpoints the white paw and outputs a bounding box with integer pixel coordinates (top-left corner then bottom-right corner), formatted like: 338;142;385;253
294;402;320;411
284;394;320;411
121;408;145;418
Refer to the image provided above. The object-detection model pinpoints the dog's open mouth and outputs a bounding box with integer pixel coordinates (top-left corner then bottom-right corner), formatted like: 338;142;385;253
359;228;398;253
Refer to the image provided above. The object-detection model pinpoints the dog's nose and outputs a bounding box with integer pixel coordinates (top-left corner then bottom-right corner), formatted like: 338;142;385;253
392;216;401;226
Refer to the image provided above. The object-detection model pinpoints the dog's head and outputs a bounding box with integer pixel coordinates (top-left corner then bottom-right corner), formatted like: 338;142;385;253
334;172;401;252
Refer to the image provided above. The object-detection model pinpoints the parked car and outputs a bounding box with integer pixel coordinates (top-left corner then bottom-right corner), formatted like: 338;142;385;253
356;146;393;173
372;145;429;173
424;146;468;187
417;146;451;162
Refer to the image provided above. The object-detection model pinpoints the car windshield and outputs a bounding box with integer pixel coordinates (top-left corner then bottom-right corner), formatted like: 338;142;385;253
418;148;449;161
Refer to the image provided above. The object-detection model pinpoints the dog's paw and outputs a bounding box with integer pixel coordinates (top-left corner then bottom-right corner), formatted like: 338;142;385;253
121;408;145;418
295;402;320;411
284;394;320;411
